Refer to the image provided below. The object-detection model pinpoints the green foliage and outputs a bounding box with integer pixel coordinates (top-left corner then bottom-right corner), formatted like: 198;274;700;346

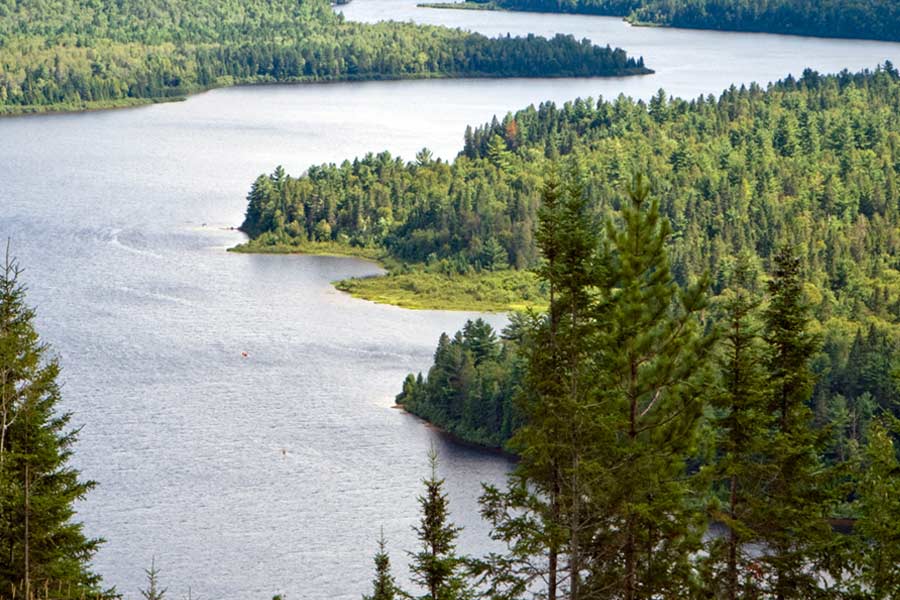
468;0;900;43
398;318;525;447
703;253;772;599
628;0;900;42
0;0;648;114
756;248;838;597
254;66;900;451
0;251;109;599
363;531;402;600
408;449;472;600
849;418;900;598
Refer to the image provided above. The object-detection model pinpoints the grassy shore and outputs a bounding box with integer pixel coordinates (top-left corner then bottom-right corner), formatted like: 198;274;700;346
0;96;186;117
335;268;546;312
230;239;546;311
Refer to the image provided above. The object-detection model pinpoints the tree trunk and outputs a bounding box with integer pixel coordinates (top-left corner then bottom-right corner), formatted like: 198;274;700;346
728;475;738;600
548;471;559;600
24;462;31;600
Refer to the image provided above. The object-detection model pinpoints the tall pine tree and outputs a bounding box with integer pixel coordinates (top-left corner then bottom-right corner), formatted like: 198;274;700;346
704;254;770;599
478;162;599;600
586;174;715;599
0;249;108;599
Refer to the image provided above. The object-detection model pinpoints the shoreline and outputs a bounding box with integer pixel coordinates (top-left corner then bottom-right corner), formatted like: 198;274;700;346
0;67;652;119
229;240;545;312
417;1;900;44
396;403;518;460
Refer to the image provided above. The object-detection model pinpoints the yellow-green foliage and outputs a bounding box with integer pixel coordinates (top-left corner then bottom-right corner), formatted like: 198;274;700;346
334;268;546;311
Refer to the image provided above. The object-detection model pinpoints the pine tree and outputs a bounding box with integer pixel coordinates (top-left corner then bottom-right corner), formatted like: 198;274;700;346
0;249;108;599
704;254;771;599
141;557;167;600
849;418;900;598
408;448;470;600
363;530;401;600
587;173;715;599
758;247;836;599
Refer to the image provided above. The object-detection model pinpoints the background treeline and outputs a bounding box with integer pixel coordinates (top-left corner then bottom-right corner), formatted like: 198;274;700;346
243;65;900;450
460;0;900;43
367;174;900;599
0;0;648;114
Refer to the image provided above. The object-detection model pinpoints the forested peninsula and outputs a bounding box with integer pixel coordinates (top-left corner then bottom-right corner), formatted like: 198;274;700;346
421;0;900;43
0;0;649;115
240;64;900;462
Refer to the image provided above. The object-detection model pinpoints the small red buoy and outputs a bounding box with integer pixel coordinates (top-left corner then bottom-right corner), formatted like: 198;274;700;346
241;351;249;358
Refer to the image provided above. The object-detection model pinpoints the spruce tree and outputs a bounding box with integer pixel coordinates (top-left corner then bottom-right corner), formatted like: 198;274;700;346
408;448;470;600
478;163;600;600
141;557;166;600
704;254;770;599
849;419;900;598
758;247;835;599
363;530;401;600
0;250;107;599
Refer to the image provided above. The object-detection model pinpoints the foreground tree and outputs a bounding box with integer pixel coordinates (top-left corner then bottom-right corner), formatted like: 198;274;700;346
585;174;715;598
478;163;599;600
409;448;471;600
849;418;900;598
758;248;836;598
363;530;402;600
703;255;770;599
0;250;107;599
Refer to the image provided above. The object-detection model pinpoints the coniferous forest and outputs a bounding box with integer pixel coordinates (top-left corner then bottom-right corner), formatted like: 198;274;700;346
4;0;900;595
0;0;648;114
242;66;900;439
433;0;900;43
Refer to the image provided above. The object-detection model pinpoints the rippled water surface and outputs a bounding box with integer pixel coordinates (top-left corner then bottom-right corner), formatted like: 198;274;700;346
1;1;899;597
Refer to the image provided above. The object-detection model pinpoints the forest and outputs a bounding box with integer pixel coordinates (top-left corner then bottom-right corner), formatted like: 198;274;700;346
241;65;900;418
378;169;900;599
6;172;900;598
435;0;900;43
0;0;648;114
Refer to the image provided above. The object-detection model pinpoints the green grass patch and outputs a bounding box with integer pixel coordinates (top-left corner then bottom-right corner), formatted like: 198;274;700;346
228;239;387;263
231;239;546;311
334;268;547;312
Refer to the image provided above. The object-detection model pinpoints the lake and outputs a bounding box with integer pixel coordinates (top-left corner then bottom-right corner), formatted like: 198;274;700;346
0;0;898;597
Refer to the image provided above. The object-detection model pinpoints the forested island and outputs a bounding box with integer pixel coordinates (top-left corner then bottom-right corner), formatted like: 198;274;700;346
420;0;900;43
0;0;649;115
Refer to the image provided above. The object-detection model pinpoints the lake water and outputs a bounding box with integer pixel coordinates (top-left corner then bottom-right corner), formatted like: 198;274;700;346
1;0;898;597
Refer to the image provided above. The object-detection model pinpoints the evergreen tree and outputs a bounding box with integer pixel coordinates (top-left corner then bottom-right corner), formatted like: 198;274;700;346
586;173;715;599
363;530;401;600
849;418;900;598
758;248;836;599
0;250;108;599
408;448;470;600
141;557;166;600
704;254;770;599
478;163;599;600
